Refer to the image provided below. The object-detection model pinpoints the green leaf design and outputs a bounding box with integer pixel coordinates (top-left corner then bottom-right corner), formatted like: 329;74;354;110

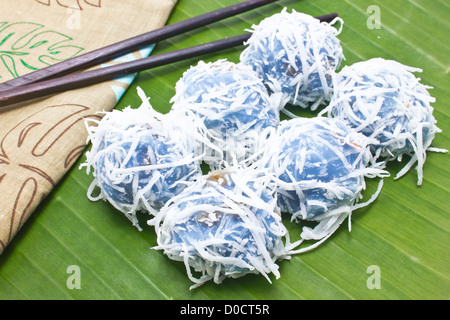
0;0;448;300
0;22;84;79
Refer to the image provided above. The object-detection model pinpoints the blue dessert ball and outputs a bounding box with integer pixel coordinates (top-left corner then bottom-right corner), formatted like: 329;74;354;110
262;117;375;222
240;9;344;111
83;102;201;229
151;169;288;288
322;58;443;185
94;132;198;209
170;59;280;169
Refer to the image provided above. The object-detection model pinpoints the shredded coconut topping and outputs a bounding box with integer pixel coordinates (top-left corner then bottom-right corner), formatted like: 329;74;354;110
80;87;202;229
150;167;290;289
240;8;345;111
255;117;388;249
169;59;281;170
320;58;446;185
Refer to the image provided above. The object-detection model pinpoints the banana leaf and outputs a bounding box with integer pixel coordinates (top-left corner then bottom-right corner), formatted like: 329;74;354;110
0;0;448;300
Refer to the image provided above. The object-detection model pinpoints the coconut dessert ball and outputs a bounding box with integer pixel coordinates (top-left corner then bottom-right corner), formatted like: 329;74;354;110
240;8;344;111
261;117;386;245
322;58;445;185
150;168;289;289
82;88;202;230
169;59;280;169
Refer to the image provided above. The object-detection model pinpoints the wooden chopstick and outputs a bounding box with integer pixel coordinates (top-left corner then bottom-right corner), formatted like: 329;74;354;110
0;34;251;107
0;0;279;92
0;13;339;108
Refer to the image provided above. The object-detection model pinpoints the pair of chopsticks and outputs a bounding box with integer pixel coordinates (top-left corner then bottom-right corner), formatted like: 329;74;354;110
0;0;338;108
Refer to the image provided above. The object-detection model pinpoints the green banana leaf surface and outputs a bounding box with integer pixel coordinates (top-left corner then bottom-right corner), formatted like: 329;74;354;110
0;0;449;300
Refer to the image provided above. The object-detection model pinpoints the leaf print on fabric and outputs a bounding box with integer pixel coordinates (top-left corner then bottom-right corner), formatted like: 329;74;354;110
0;104;101;252
34;0;102;10
0;22;84;80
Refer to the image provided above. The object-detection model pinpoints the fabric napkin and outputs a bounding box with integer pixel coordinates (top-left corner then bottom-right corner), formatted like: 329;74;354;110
0;0;177;254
